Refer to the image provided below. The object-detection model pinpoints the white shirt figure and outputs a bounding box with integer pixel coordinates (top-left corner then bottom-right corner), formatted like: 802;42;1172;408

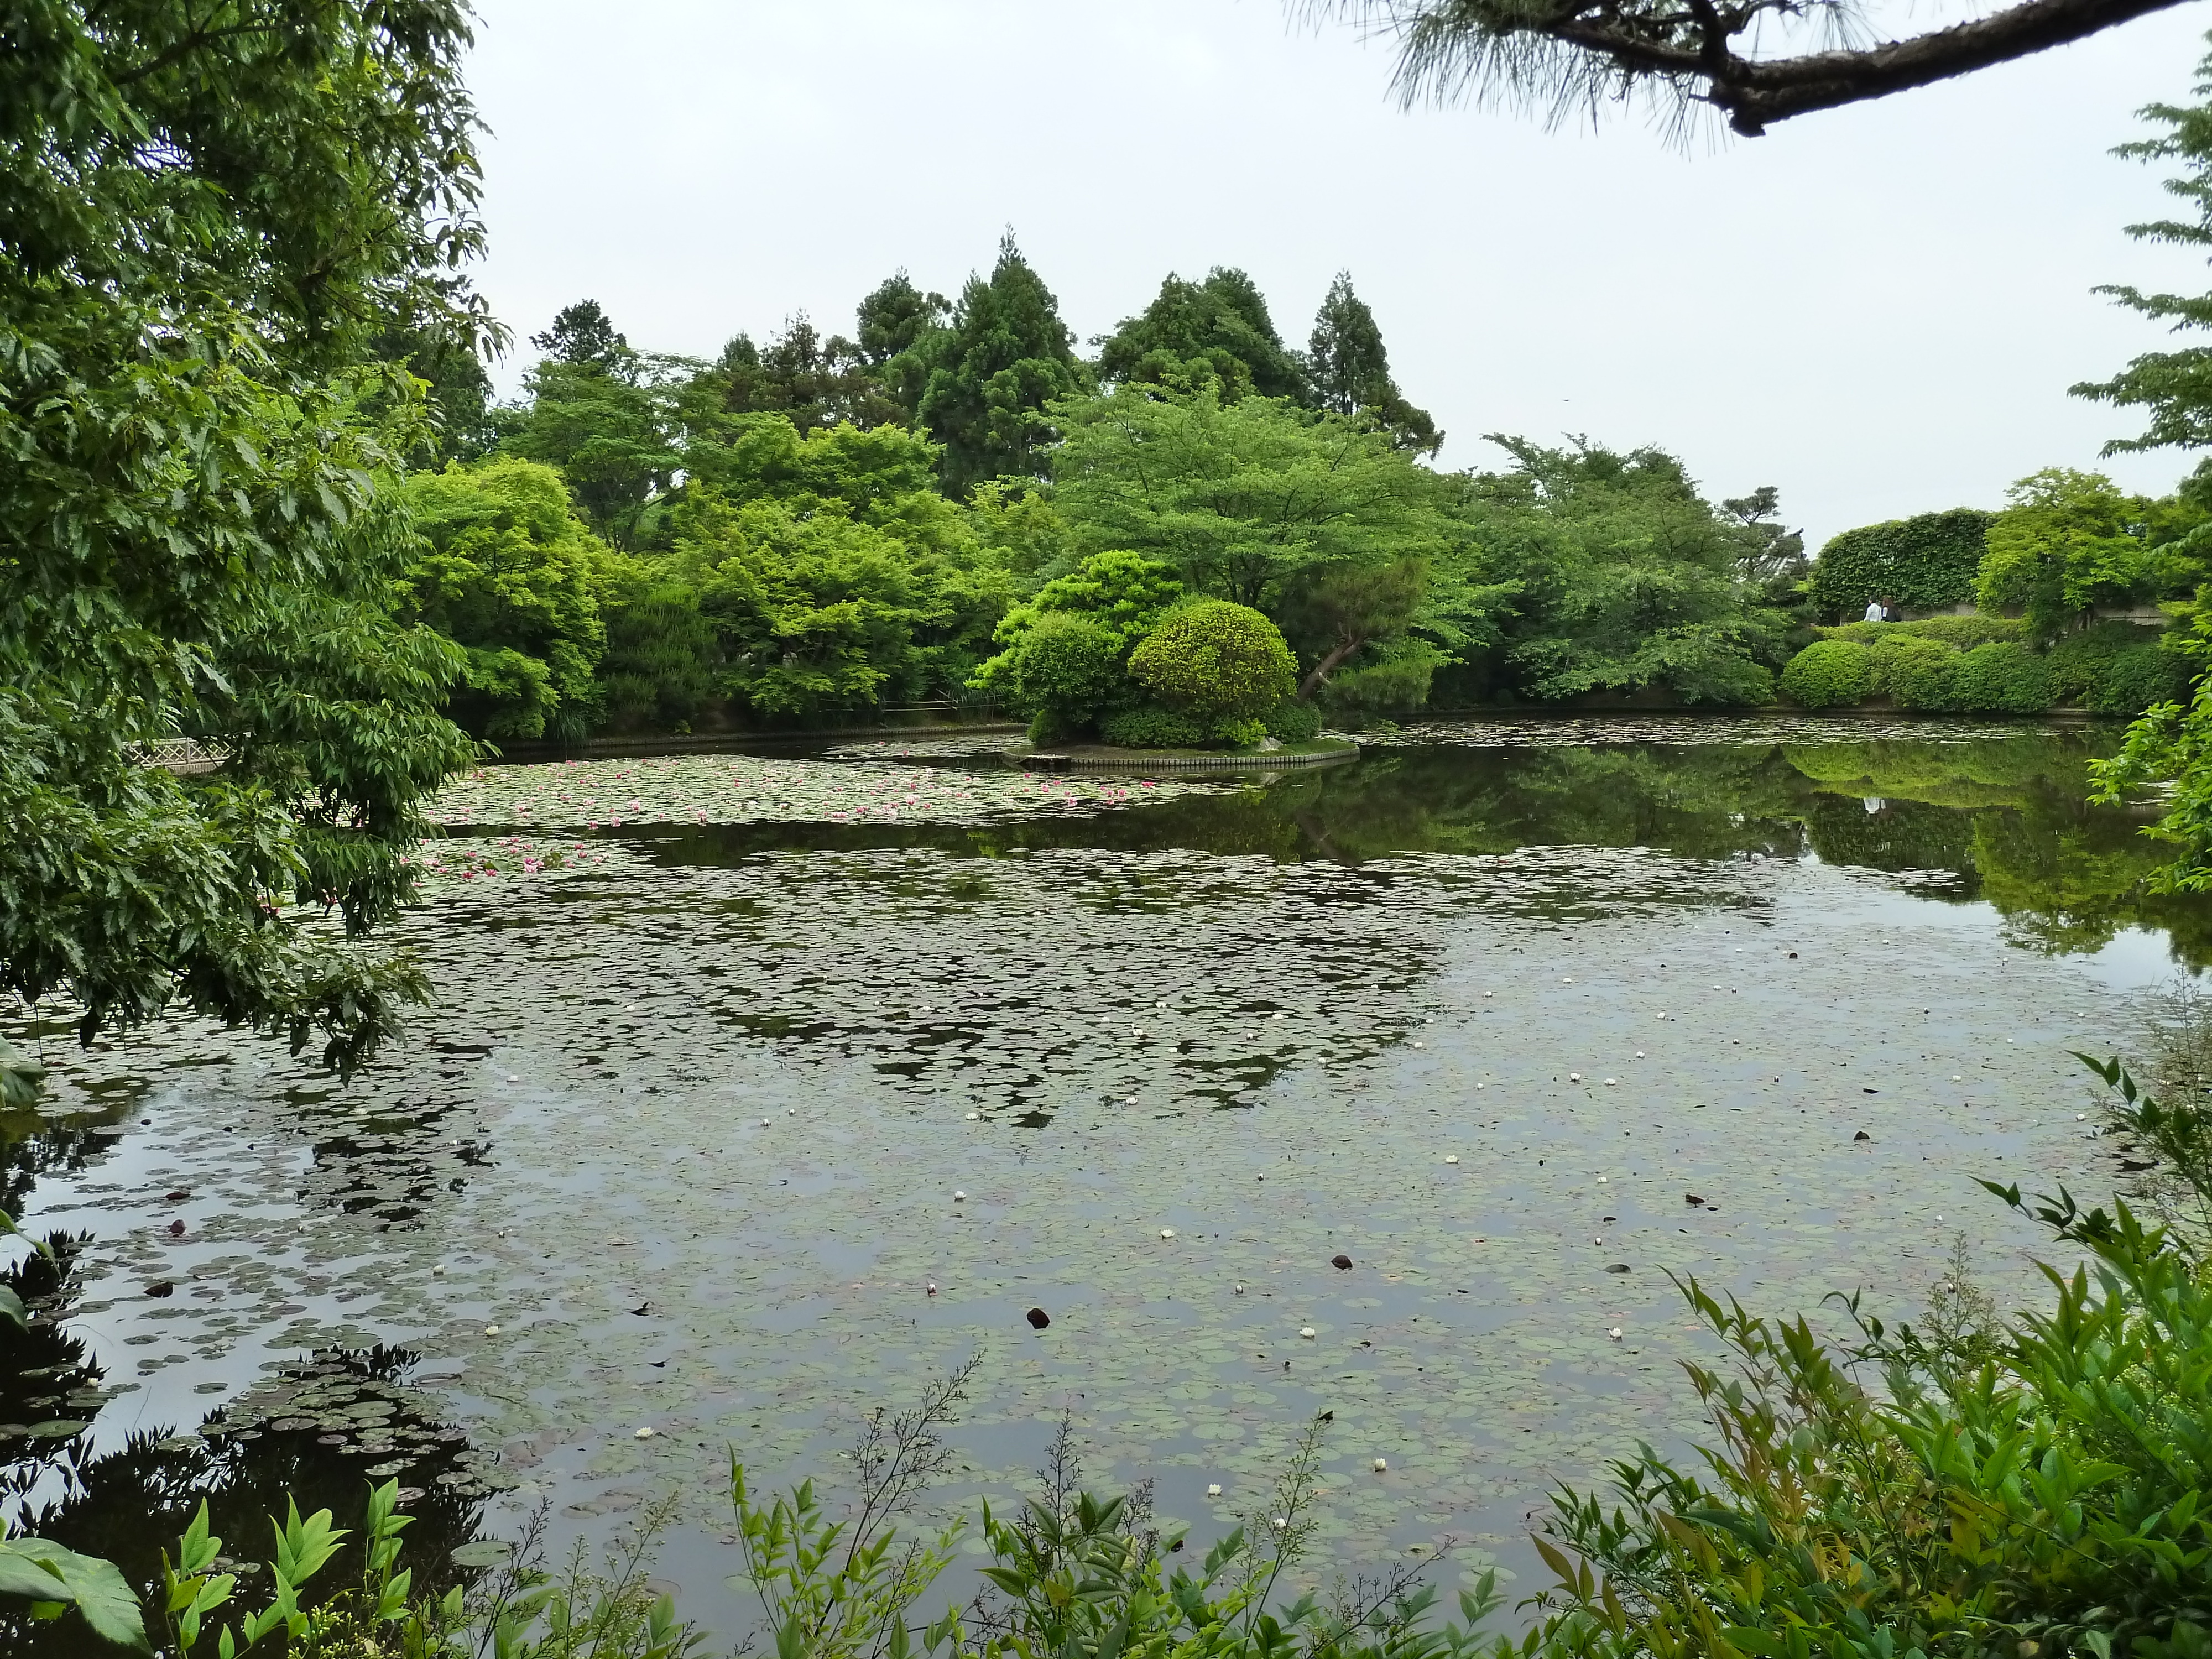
1864;599;1885;622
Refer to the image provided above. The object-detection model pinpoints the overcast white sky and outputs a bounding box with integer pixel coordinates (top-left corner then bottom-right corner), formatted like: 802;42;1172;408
463;0;2211;550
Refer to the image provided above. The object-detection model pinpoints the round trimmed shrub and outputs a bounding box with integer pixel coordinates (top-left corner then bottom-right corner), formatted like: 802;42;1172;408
1098;706;1212;749
1779;640;1874;708
1262;700;1322;742
1127;601;1296;719
1003;612;1127;735
1951;641;2053;713
1869;634;1961;711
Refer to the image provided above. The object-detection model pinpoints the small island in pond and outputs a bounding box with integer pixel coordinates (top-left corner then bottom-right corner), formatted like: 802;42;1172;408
975;553;1362;769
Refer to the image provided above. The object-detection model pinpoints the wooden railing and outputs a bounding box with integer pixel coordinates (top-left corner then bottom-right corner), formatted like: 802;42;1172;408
129;737;234;774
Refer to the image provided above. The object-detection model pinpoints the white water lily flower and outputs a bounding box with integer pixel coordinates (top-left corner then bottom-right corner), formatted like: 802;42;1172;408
634;1426;655;1439
1444;1155;1458;1164
953;1191;966;1202
1604;1078;1618;1087
1569;1072;1581;1082
1273;1517;1288;1530
1160;1228;1176;1239
1373;1458;1387;1472
1299;1327;1316;1339
484;1325;500;1335
1207;1483;1223;1496
1608;1328;1624;1341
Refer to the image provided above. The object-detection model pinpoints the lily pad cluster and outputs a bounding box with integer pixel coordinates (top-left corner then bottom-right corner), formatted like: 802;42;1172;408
427;754;1194;833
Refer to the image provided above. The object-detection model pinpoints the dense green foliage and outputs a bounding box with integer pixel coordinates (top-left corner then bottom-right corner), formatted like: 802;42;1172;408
1;1;487;1090
977;576;1302;749
436;249;1814;734
1807;508;1994;618
1128;602;1299;719
1978;468;2160;641
1778;639;1874;707
1952;639;2055;711
911;236;1088;497
1097;268;1308;401
2074;39;2212;456
1463;439;1790;706
1817;614;2028;648
398;460;615;742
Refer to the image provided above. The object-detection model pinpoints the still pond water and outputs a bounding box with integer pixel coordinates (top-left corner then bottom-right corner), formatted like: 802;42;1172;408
1;715;2199;1645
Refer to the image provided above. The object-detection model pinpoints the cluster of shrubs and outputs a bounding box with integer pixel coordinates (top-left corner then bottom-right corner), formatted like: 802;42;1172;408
1780;618;2188;716
972;552;1322;749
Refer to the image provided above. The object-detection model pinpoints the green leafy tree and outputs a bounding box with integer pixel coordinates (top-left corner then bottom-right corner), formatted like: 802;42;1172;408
711;314;901;432
505;347;692;550
399;460;619;741
971;550;1187;738
1272;560;1431;698
1128;601;1298;719
600;586;720;732
1097;268;1308;401
684;413;941;514
1976;467;2153;641
855;270;951;425
1305;272;1441;455
1051;385;1457;613
2;1;486;1092
2075;37;2212;453
1469;437;1790;705
530;298;627;368
1718;486;1806;586
914;234;1088;495
660;456;1011;722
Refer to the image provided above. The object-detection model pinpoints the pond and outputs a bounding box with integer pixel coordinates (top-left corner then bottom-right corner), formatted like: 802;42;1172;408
0;714;2197;1647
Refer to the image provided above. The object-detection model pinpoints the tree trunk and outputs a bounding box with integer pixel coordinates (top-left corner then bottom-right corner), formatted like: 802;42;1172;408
1298;635;1369;700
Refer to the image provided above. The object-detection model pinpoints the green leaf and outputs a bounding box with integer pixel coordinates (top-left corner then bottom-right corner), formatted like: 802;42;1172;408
1;1538;152;1651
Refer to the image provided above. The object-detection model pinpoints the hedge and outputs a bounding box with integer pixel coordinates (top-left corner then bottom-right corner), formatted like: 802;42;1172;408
2089;643;2193;716
1808;508;1995;618
1262;700;1323;742
1778;623;2188;715
1867;634;1960;710
1098;706;1213;749
1816;614;2025;648
1778;640;1873;708
1950;641;2053;713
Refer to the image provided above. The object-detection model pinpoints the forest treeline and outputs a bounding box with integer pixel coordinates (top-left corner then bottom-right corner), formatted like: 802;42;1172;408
394;236;2212;742
392;239;1821;740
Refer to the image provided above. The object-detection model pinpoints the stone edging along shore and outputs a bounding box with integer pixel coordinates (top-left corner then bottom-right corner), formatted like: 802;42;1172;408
1011;741;1361;773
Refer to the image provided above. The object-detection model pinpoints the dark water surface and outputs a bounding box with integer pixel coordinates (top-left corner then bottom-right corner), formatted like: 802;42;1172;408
1;717;2196;1646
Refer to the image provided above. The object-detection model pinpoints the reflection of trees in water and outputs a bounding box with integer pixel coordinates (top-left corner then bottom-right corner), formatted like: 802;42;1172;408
1782;732;2212;969
632;731;2212;962
0;1231;494;1655
1799;796;1979;885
